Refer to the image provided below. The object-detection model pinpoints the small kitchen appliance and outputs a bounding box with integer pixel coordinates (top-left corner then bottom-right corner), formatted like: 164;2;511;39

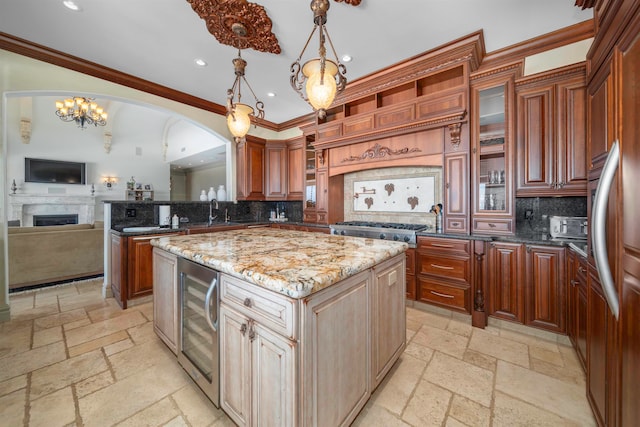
548;216;588;241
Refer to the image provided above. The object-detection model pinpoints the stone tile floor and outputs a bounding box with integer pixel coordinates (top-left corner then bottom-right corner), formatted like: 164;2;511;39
1;279;596;426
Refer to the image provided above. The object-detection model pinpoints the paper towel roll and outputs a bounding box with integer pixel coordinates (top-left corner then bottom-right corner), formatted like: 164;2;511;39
159;205;171;226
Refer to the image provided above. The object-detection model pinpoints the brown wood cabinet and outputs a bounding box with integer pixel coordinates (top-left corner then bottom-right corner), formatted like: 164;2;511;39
286;138;304;200
416;236;472;313
443;153;469;234
516;65;588;196
405;248;416;300
487;241;525;323
524;244;566;333
567;249;588;370
236;136;265;201
265;141;287;200
110;230;184;309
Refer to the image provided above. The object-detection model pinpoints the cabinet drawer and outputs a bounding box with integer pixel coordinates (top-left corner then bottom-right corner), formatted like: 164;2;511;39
405;248;416;275
417;253;471;283
473;218;514;234
220;274;297;340
417;236;470;254
417;277;470;312
317;122;342;140
445;217;467;232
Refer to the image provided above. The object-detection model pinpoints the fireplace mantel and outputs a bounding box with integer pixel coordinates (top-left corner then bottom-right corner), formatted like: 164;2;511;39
9;194;96;226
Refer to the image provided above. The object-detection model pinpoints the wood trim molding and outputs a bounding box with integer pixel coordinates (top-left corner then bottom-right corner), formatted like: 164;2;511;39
515;63;587;88
479;20;594;71
0;32;281;132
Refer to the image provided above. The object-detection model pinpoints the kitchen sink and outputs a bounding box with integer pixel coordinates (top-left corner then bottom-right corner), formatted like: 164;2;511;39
122;226;161;232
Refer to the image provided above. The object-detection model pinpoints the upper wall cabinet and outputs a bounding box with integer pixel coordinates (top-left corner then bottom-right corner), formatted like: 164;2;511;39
470;66;518;235
236;137;266;201
516;64;588;196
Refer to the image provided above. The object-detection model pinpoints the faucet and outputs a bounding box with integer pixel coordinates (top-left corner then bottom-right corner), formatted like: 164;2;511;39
225;208;230;223
208;199;218;226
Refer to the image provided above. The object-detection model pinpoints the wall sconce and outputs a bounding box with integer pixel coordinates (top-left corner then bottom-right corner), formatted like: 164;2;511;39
20;118;31;144
104;132;112;153
103;176;117;190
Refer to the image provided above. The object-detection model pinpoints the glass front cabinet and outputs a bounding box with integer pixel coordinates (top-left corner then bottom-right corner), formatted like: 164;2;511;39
471;71;516;235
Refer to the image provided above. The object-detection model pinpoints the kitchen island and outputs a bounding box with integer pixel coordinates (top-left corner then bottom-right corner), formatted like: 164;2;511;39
151;228;407;427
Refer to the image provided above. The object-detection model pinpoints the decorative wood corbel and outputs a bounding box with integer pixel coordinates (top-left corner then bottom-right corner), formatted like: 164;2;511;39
448;122;462;150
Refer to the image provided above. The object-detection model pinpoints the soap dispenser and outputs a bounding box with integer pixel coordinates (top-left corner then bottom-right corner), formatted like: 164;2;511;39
172;214;179;229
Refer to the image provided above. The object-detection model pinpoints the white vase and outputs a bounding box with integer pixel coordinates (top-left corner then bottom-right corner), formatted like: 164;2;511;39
199;190;207;201
208;187;215;201
217;185;226;202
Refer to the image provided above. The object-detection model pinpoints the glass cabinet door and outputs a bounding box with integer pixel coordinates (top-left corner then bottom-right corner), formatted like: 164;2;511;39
305;138;316;209
478;85;507;213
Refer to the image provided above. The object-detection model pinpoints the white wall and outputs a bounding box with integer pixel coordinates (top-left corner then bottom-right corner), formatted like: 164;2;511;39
188;165;227;202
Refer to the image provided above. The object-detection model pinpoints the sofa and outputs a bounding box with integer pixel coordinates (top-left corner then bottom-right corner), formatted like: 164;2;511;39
8;221;104;291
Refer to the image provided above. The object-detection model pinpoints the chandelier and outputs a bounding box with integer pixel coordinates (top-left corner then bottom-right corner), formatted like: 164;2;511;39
290;0;347;119
226;23;265;143
55;97;108;129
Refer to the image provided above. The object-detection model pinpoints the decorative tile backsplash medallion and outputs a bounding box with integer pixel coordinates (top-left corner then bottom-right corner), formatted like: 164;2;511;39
344;166;442;226
353;176;435;213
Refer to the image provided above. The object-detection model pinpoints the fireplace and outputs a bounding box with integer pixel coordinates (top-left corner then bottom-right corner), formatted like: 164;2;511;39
8;194;95;226
33;214;79;226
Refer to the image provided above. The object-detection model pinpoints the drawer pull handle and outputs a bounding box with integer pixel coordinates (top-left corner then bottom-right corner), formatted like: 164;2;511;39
578;266;586;273
430;290;454;299
240;323;247;336
430;243;453;248
243;298;252;308
431;264;454;270
488;223;496;228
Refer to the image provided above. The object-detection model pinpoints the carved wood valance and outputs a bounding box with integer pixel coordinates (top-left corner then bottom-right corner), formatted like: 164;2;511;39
341;143;421;163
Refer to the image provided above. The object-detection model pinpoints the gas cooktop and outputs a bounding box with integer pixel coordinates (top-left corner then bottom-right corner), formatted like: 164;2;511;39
334;221;429;231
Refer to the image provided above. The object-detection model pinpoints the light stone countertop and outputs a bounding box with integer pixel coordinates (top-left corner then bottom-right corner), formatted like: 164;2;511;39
151;228;407;299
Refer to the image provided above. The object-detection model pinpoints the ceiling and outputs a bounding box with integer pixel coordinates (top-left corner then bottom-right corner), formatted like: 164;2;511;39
1;0;593;126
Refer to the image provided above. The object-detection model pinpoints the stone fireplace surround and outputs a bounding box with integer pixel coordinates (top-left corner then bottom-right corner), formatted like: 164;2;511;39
8;194;95;227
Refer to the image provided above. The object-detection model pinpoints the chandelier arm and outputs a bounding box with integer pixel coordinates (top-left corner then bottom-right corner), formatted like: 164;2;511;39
295;25;319;63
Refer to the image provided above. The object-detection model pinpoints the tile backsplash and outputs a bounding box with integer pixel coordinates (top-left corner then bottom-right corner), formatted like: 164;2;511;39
515;196;587;238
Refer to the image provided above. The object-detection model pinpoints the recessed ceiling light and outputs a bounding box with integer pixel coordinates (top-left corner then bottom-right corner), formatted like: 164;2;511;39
63;1;82;11
342;54;352;63
267;92;276;97
194;58;208;67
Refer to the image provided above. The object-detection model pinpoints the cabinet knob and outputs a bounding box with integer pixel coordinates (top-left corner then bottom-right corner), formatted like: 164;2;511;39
549;181;556;189
248;324;256;341
240;323;247;336
243;298;252;308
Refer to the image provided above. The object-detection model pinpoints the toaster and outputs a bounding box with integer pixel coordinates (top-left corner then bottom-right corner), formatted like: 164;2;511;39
549;216;588;240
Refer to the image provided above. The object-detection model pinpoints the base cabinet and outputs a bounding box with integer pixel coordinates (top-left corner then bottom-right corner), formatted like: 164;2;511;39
215;254;405;427
152;248;178;354
567;249;587;370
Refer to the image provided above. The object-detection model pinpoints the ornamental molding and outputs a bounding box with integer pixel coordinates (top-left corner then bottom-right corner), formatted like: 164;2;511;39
342;143;421;163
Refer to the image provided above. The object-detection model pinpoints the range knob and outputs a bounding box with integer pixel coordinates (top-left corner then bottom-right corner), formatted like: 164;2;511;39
393;235;400;241
340;230;346;236
379;233;386;240
403;235;411;243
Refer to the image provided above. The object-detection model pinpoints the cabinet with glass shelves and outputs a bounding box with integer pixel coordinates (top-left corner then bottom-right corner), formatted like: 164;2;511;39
471;70;516;235
303;134;317;222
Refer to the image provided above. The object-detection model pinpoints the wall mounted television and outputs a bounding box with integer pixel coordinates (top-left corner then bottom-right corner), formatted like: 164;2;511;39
24;158;86;185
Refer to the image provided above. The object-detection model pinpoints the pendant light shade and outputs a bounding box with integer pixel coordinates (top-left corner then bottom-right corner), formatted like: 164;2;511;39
303;58;338;112
227;103;254;139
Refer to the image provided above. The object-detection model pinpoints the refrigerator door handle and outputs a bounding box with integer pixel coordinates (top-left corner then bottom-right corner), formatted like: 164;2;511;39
204;276;218;332
592;139;620;319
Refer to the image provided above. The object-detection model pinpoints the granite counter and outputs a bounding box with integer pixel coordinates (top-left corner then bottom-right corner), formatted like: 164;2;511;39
150;227;407;298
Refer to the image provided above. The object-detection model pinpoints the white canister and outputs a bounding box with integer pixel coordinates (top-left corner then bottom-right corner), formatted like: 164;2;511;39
158;205;171;226
217;185;226;202
199;190;207;201
208;187;215;201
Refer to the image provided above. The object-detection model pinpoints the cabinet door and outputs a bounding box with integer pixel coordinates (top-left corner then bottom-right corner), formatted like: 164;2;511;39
152;248;178;354
488;242;525;323
567;252;577;346
315;168;328;219
237;138;265;201
525;245;566;333
405;248;416;300
588;64;612;174
587;271;608;427
557;78;588;193
443;152;469;233
265;142;287;200
220;305;252;427
286;139;304;200
127;235;158;299
372;256;406;388
516;85;555;193
252;322;296;427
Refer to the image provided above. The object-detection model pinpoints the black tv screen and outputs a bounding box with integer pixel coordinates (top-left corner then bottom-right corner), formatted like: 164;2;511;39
25;158;86;184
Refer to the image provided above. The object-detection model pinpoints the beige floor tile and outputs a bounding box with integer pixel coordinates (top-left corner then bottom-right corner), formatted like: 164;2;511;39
0;374;27;397
58;292;111;313
0;323;32;358
78;362;189;427
406;307;451;330
87;304;126;322
64;317;92;331
531;358;586;387
132;301;154;321
0;317;33;335
424;352;494;407
65;310;147;347
402;379;452;427
530;345;565;366
9;303;60;323
34;292;59;307
462;349;497;373
352;404;411;427
448;394;491;427
29;386;76;427
446;318;473;338
445;418;469;427
33;325;63;348
209;417;237;427
127;321;156;345
75;371;115;398
0;387;26;425
468;328;530;368
493;390;584;427
0;341;67;383
30;349;108;400
104;337;135;356
163;416;189;427
495;360;596;426
499;328;562;353
34;308;87;330
411;325;469;359
109;339;178;381
370;354;427;415
406;328;417;342
403;341;434;363
68;330;129;357
172;384;227;427
7;294;35;312
115;396;179;427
